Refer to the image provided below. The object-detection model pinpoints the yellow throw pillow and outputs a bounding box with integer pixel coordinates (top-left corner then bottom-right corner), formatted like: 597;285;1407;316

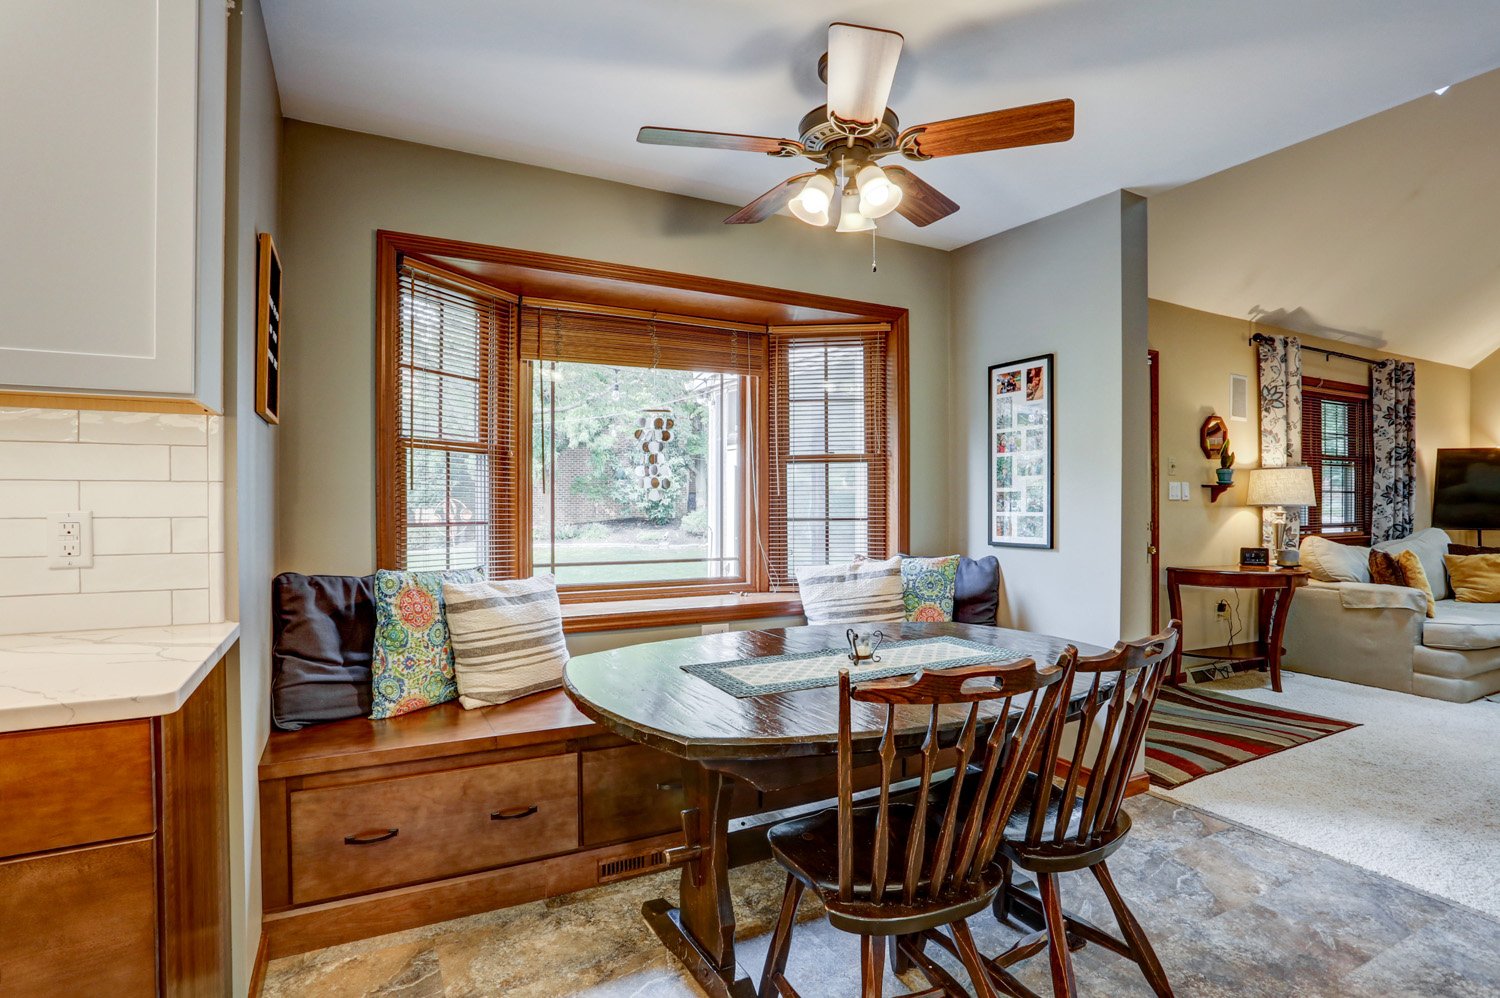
1396;549;1436;618
1444;553;1500;604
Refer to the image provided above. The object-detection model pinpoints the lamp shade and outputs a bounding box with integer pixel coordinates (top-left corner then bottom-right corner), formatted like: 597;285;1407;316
1247;466;1316;507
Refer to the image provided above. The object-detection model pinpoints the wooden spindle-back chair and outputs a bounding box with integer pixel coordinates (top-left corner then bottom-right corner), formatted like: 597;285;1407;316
759;651;1075;998
977;621;1181;998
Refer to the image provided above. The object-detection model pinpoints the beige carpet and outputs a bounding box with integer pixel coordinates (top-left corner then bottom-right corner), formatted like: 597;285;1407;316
1154;671;1500;919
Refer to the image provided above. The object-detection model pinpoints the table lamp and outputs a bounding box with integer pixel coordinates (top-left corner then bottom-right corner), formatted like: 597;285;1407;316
1248;466;1316;567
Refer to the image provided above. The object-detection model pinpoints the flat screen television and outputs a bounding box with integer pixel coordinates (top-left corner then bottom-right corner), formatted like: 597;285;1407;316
1432;449;1500;531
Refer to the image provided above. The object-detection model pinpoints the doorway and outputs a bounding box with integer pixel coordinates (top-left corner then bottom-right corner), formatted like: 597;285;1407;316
1149;349;1161;630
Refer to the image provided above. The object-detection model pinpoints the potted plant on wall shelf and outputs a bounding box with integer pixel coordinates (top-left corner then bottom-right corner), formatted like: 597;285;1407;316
1217;448;1236;485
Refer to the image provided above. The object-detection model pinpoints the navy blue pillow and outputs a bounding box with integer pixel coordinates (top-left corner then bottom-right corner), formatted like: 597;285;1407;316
954;555;1000;626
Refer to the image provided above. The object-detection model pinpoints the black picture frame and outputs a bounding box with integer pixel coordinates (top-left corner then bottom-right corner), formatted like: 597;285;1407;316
988;353;1055;549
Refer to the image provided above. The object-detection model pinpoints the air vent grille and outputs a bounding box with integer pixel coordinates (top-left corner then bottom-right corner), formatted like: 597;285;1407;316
598;849;669;884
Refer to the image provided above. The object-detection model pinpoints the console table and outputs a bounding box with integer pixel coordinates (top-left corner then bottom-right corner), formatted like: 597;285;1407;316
1165;565;1310;692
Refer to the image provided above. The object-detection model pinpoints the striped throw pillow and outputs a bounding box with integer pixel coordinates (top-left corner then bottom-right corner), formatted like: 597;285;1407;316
796;556;905;624
442;575;569;709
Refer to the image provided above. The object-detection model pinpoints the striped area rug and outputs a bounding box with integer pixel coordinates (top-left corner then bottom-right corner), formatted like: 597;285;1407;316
1145;685;1359;789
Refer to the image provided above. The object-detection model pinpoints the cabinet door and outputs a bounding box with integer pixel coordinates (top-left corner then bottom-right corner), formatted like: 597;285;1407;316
0;838;158;996
0;0;225;403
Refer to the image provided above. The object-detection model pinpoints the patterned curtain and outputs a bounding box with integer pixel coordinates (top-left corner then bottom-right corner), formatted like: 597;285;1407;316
1257;335;1303;548
1370;359;1417;542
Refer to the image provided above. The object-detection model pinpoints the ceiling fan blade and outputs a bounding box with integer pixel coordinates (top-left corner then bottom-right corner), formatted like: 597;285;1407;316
637;126;800;156
725;173;814;224
884;167;959;227
900;99;1075;159
825;23;904;129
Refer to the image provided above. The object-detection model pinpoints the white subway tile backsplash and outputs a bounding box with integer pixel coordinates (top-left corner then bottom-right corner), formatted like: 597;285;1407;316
0;408;78;442
95;518;172;555
0;558;79;597
80;481;208;518
79;412;208;446
0;407;225;636
0;441;170;481
0;590;173;636
171;589;210;625
170;446;208;481
0;481;79;517
80;553;208;594
0;520;46;558
171;517;209;553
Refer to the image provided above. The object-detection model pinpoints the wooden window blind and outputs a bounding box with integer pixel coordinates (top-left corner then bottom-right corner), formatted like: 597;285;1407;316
767;327;892;590
518;307;767;374
390;262;520;576
1301;380;1373;540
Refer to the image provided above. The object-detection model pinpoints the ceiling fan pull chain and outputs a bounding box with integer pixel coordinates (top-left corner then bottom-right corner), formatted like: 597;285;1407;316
871;229;878;273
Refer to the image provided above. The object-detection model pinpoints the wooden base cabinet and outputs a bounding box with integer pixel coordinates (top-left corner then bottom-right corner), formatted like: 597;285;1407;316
0;662;230;997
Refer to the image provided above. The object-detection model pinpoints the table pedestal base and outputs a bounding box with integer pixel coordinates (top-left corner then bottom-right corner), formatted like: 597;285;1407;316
643;899;758;998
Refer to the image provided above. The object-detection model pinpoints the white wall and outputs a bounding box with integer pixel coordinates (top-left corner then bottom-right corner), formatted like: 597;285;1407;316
222;0;280;992
950;192;1150;649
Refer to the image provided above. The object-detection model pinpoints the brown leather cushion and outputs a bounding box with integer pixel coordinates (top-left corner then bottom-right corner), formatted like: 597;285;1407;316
271;573;376;731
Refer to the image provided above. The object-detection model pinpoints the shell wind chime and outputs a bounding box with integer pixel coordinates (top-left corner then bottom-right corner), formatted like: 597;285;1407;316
633;408;675;501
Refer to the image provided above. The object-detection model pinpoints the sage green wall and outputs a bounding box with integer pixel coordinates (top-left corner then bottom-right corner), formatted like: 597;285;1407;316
277;122;953;576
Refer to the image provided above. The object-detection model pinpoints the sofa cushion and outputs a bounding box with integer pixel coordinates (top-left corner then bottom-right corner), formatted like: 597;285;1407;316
1421;600;1500;651
270;573;376;731
1374;528;1452;601
1396;550;1437;617
1300;536;1370;584
1443;553;1500;604
954;555;1001;626
1368;550;1404;587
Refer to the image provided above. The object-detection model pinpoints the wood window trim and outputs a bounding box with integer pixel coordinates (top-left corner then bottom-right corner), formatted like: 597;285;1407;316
375;231;910;608
1301;378;1374;544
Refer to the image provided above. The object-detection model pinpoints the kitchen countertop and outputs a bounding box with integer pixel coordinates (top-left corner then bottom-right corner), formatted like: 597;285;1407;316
0;621;241;733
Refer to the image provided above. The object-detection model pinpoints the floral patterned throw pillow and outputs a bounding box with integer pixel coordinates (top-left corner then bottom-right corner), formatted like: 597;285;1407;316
370;568;482;719
901;555;960;623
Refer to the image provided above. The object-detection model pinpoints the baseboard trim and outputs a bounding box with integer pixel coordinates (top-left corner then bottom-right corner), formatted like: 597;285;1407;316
248;930;269;998
261;831;683;959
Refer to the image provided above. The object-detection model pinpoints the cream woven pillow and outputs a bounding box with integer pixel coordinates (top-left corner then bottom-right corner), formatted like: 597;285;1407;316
442;575;569;709
795;556;904;624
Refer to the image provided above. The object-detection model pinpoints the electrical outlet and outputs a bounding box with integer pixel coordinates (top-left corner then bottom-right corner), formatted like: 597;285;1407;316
1216;599;1231;621
701;622;730;635
47;511;93;569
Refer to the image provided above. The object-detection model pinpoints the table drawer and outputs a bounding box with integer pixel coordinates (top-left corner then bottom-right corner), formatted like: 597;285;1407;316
290;753;579;903
0;719;155;858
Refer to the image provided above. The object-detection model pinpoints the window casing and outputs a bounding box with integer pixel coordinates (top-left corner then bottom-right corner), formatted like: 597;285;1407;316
376;240;907;606
1300;380;1374;541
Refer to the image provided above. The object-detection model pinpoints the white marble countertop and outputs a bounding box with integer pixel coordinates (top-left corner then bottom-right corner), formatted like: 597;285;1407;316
0;622;241;733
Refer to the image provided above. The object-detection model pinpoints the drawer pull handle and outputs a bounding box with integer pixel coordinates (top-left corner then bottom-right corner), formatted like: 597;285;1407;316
491;805;539;821
344;828;398;846
655;782;684;792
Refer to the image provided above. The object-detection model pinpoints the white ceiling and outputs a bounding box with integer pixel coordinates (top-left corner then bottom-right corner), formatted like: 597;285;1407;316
1151;67;1500;368
261;0;1500;251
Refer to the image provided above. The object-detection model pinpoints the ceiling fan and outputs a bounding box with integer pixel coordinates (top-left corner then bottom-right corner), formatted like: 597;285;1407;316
638;23;1075;232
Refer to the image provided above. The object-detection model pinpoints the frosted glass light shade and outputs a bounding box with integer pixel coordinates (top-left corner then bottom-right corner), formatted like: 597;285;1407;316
855;163;902;218
1248;466;1316;507
835;192;876;233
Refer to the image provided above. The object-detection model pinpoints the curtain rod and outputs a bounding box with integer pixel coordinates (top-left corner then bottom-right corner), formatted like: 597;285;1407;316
1248;332;1377;367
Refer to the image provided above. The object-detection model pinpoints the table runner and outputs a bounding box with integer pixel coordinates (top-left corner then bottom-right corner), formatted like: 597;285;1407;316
681;636;1028;698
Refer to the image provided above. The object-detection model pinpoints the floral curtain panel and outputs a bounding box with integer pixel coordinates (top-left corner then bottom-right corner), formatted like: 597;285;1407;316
1257;335;1303;549
1371;359;1417;542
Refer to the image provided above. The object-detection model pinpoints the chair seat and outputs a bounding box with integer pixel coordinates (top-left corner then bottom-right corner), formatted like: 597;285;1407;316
768;804;1003;934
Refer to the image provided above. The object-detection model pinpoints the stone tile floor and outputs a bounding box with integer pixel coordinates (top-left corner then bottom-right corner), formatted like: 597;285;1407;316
265;796;1500;997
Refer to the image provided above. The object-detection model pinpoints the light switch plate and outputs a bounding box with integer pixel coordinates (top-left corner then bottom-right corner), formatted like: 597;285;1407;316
47;510;93;569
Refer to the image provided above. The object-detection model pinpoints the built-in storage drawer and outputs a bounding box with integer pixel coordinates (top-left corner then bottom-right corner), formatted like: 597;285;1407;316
290;753;580;903
0;838;158;996
581;745;689;846
0;719;155;859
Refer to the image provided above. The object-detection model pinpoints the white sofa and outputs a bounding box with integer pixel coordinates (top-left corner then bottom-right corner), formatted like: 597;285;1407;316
1281;528;1500;703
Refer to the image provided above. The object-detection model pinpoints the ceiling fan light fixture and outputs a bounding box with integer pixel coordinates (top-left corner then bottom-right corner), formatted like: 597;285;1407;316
788;171;835;226
854;163;902;218
835;190;876;233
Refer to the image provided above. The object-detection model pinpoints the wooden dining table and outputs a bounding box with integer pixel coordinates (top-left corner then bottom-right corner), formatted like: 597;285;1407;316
563;621;1108;998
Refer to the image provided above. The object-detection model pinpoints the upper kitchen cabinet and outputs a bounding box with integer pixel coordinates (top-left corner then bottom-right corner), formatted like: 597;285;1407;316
0;1;227;411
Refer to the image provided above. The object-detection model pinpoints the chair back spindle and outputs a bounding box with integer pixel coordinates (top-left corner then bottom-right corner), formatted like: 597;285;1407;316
834;651;1075;905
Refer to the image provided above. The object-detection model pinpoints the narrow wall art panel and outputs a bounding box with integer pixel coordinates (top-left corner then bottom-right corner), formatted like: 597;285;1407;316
988;354;1054;549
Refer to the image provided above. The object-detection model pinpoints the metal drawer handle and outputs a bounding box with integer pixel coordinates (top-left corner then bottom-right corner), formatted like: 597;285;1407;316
344;828;398;846
491;804;539;821
655;782;683;792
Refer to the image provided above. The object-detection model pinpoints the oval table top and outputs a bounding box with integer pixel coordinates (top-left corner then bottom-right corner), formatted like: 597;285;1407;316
563;621;1104;763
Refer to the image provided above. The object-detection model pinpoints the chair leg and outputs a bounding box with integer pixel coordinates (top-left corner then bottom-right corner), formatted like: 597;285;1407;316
992;855;1015;926
950;919;1002;998
861;935;887;998
889;932;914;976
1036;873;1078;998
1092;861;1174;998
759;873;804;998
